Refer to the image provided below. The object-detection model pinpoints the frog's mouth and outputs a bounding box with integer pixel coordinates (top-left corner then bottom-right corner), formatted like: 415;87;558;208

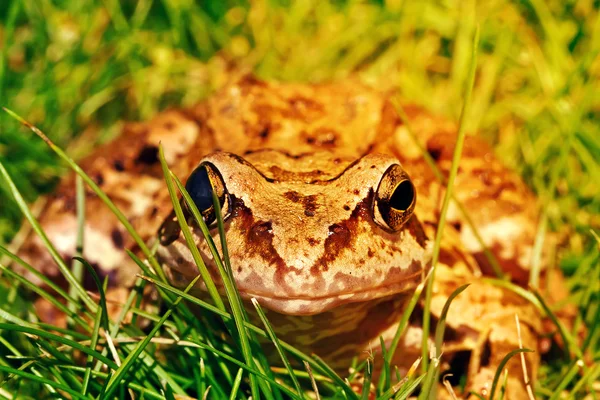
161;252;428;316
160;233;429;316
221;267;426;316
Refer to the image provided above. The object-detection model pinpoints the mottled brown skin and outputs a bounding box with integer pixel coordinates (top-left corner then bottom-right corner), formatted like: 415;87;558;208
18;76;549;399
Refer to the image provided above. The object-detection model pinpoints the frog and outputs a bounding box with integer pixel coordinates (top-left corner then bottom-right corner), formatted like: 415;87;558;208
16;75;552;398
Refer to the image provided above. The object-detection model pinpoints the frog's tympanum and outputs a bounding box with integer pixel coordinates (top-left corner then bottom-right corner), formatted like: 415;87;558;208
19;76;559;398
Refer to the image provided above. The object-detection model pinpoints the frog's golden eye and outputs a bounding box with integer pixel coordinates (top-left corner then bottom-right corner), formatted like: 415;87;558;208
185;162;230;225
373;164;416;232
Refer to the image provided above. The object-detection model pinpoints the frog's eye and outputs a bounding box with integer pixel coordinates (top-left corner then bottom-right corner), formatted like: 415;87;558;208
185;162;230;225
373;164;416;231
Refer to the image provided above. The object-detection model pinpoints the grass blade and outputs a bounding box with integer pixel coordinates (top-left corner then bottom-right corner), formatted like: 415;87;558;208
229;368;244;400
304;361;321;400
68;175;86;322
0;155;95;311
0;365;88;400
0;259;90;331
0;246;83;310
393;374;426;400
251;297;303;397
311;354;359;400
165;156;261;399
378;271;430;392
488;349;534;400
548;359;585;400
2;107;168;284
0;323;117;369
102;275;201;399
81;300;103;396
139;273;338;386
421;283;470;399
73;256;109;332
157;146;225;311
421;25;480;371
417;357;440;400
434;284;471;356
360;358;373;399
531;286;577;361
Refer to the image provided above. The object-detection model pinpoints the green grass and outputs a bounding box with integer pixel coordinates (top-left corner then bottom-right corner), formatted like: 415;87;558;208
0;0;599;398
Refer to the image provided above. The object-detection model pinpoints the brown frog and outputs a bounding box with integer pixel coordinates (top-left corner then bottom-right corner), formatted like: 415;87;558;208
17;76;550;398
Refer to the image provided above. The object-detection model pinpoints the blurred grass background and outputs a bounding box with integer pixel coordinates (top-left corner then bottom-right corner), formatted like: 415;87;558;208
0;0;599;396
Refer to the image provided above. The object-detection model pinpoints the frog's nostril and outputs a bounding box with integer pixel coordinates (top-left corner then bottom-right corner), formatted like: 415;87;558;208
327;223;351;247
249;221;275;249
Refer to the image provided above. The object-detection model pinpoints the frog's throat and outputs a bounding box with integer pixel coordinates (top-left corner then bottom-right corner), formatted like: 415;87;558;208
247;293;415;371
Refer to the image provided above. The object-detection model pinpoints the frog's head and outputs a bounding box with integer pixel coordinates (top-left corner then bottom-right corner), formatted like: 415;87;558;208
157;150;431;315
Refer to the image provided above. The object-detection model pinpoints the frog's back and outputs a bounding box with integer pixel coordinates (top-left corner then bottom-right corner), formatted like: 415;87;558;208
191;75;390;158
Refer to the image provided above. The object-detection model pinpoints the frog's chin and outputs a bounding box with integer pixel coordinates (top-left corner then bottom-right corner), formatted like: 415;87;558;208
237;273;424;316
